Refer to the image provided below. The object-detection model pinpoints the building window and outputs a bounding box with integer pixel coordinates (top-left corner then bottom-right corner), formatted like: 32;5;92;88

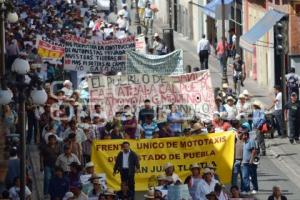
275;0;280;5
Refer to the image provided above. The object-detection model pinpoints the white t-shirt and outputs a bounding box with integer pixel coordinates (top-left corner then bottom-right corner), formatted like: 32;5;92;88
275;92;282;110
9;186;31;200
224;104;238;120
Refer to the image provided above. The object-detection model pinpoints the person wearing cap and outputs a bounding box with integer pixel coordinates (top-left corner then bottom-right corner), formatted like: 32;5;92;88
236;93;252;118
251;100;266;156
113;141;140;196
284;92;300;144
117;10;129;32
70;181;88;200
184;163;202;199
163;162;181;183
223;96;237;121
195;168;219;199
212;112;231;132
123;111;138;139
190;122;204;135
242;90;251;103
144;189;155;199
155;174;168;190
49;167;69;200
229;53;246;92
158;122;173;138
87;178;103;198
116;181;134;200
268;85;285;138
241;130;258;195
62;191;75;200
35;64;48;82
152;33;167;55
61;80;74;98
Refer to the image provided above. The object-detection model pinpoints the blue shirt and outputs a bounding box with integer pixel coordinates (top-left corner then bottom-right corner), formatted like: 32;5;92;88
167;112;183;133
48;176;69;199
252;109;265;129
242;139;256;163
142;122;159;139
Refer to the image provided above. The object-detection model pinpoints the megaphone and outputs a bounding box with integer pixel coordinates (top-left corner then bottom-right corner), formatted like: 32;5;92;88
253;157;260;165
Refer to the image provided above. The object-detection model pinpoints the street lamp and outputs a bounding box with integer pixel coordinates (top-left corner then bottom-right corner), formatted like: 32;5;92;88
0;0;18;76
221;0;228;84
135;0;142;34
0;58;48;200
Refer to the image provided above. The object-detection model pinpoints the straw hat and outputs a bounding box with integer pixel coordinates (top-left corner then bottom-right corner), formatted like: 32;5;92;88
226;96;235;102
92;178;100;185
104;188;116;196
238;94;245;99
144;189;155;198
85;161;94;168
191;122;203;132
252;100;261;108
157;174;167;181
242;89;250;96
163;162;174;170
190;163;200;170
222;83;229;88
203;168;212;175
207;164;216;169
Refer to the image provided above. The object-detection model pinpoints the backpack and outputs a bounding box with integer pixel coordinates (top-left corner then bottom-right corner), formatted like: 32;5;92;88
287;75;298;88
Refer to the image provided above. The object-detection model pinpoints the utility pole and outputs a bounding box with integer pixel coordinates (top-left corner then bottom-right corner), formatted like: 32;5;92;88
221;0;228;84
275;17;288;135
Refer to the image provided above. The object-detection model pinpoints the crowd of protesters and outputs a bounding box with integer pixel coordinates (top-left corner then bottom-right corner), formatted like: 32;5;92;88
0;0;296;200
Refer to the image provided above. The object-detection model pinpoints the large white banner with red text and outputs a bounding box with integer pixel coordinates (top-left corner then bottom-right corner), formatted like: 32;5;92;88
88;70;216;119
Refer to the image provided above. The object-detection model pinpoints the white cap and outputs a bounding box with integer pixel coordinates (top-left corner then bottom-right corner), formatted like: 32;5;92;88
85;161;94;168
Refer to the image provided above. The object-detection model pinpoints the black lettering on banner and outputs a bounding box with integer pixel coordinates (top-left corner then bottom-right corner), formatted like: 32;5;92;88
142;74;150;84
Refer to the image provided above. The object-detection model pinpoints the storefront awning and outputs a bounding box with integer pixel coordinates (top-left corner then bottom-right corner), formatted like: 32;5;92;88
201;0;234;19
240;9;286;53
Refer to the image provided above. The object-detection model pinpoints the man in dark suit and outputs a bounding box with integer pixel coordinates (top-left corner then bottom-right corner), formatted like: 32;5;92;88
113;141;140;198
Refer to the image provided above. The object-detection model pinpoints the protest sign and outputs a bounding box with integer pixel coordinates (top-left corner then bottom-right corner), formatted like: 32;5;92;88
36;36;64;61
91;131;235;191
64;35;135;73
126;49;184;75
88;70;216;119
135;35;146;54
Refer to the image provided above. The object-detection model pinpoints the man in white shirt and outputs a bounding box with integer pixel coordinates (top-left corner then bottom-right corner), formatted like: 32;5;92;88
55;145;81;173
197;34;211;70
224;96;238;121
268;85;285;138
195;168;219;200
117;11;129;32
144;3;154;35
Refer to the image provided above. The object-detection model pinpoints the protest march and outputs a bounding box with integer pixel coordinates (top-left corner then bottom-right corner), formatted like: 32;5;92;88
0;0;290;200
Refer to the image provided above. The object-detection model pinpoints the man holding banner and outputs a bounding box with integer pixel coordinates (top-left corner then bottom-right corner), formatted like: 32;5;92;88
113;141;140;198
